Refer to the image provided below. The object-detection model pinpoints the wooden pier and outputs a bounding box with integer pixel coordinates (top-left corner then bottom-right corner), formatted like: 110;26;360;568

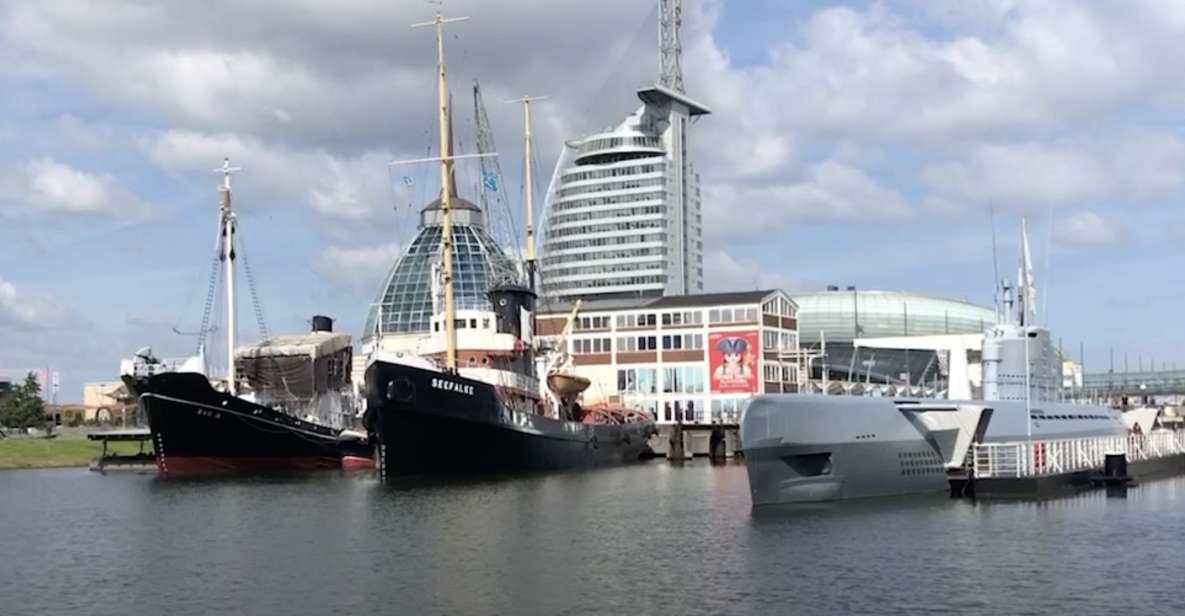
87;429;155;471
649;423;741;461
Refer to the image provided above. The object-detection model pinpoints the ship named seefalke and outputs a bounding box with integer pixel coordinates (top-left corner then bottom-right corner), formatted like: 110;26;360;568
364;12;654;480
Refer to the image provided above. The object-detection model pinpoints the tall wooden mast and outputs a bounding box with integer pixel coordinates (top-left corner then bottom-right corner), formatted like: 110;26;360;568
412;12;468;371
506;95;548;291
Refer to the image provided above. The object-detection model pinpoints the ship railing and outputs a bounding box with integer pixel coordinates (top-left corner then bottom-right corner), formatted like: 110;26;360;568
972;430;1185;479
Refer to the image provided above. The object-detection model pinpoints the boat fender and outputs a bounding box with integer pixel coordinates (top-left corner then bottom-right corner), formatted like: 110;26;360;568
337;429;368;442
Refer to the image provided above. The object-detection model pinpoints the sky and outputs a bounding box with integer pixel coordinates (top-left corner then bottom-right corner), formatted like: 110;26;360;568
2;0;1184;399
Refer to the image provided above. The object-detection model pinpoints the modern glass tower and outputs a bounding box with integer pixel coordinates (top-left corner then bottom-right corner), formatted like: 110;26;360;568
539;0;710;302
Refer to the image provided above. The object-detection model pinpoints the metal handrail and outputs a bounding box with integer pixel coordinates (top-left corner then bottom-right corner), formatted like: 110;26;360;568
972;430;1185;478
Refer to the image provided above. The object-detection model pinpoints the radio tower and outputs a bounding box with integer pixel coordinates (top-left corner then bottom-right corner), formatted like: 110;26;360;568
659;0;685;92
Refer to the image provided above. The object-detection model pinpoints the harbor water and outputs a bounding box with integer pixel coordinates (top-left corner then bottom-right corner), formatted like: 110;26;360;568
3;462;1185;615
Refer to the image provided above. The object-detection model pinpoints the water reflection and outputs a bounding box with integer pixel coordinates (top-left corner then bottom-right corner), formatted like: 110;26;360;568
4;463;1185;615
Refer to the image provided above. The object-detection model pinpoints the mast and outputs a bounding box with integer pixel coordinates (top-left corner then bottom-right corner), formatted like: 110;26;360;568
216;157;241;394
412;12;468;371
507;95;549;291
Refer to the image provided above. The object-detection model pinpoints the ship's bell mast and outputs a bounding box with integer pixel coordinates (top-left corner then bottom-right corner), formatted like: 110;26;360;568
506;95;548;292
216;157;241;394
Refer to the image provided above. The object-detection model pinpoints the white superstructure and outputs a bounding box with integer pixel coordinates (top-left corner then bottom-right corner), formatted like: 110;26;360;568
539;0;709;302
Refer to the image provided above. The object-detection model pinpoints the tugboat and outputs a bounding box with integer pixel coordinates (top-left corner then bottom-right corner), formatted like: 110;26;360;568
364;12;654;479
123;160;373;476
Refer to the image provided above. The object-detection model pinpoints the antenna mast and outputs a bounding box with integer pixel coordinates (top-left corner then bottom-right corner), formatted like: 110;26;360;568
215;157;241;394
659;0;685;92
989;204;1001;322
506;95;549;292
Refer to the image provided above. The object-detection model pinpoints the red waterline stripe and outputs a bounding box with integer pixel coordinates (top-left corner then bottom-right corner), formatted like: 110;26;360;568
157;455;345;476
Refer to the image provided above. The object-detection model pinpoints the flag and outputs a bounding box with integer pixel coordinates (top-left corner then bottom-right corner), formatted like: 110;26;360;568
482;172;498;192
1019;218;1036;325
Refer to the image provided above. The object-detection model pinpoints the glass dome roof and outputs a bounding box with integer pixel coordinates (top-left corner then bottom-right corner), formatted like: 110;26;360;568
364;192;520;338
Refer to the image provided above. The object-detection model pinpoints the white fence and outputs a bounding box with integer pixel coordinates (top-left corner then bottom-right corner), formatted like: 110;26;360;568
972;430;1185;479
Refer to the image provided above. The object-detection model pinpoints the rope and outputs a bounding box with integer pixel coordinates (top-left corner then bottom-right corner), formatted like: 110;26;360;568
195;230;223;353
236;234;270;341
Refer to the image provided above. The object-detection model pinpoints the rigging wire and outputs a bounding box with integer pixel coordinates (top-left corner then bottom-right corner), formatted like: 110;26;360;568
570;2;659;134
236;233;271;341
472;81;524;284
1042;205;1054;325
194;225;224;353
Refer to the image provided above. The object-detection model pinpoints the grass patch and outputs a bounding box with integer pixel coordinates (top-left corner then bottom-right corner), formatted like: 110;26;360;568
0;438;150;470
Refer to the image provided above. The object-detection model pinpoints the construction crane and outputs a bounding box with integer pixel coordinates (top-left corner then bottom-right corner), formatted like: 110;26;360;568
471;81;522;285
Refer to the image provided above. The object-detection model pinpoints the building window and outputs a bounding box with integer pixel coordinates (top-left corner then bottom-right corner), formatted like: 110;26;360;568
576;315;610;331
617;368;657;394
709;399;746;424
660;333;702;350
616;336;657;352
573;338;611;354
709;307;758;324
662;366;704;394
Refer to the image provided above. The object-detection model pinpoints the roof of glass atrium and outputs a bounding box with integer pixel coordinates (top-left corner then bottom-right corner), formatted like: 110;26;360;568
364;183;520;338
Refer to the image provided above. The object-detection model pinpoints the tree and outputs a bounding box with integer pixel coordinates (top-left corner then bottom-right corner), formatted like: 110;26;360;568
0;373;47;430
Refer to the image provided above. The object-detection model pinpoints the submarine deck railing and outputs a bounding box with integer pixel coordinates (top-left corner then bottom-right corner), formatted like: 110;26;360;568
972;430;1185;479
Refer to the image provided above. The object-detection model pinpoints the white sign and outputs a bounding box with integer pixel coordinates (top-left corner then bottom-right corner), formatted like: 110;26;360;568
432;377;475;396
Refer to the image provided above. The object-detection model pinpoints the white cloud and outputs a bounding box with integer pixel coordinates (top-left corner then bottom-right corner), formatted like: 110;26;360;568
703;249;794;292
0;158;150;218
0;276;69;329
0;0;660;154
314;243;402;289
1055;211;1122;246
921;134;1185;208
703;160;911;238
921;142;1106;207
727;2;1185;143
140;130;405;224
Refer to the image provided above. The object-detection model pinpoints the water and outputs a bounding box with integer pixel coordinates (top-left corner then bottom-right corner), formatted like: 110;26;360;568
3;462;1185;615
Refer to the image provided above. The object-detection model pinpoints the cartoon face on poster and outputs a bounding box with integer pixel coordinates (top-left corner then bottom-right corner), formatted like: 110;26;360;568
709;331;758;393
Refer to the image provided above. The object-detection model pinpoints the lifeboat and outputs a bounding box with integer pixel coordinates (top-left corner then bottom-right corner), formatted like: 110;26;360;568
546;372;591;397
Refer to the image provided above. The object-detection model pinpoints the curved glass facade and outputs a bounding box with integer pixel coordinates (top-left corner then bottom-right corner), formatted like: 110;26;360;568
792;290;995;344
364;214;519;337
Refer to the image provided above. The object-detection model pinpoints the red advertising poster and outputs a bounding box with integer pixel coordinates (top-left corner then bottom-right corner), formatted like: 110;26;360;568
709;331;758;393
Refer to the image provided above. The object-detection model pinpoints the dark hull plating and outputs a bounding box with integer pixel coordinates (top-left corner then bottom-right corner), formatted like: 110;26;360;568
126;372;372;477
365;361;655;478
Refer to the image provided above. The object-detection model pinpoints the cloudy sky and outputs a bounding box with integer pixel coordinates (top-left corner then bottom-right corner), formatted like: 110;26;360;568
2;0;1183;398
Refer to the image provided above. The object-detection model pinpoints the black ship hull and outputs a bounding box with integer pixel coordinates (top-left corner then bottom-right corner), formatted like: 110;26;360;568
365;360;656;478
125;372;373;477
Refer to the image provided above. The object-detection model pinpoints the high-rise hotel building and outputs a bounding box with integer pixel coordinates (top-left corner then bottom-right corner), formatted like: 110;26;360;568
539;86;710;302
